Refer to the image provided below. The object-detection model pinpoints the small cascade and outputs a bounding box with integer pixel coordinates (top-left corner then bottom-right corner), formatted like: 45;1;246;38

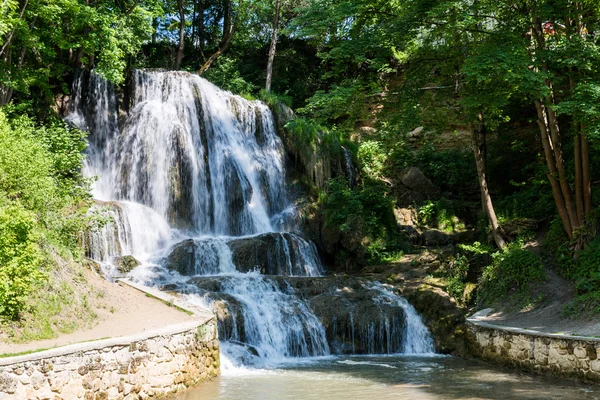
83;200;173;274
190;273;330;366
367;282;435;354
342;146;355;187
71;69;435;370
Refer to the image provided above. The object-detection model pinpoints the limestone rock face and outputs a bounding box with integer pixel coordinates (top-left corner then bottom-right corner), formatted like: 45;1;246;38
226;232;322;276
400;167;440;197
164;233;322;277
393;167;441;207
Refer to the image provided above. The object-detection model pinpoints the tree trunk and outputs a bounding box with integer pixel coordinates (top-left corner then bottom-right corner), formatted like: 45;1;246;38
582;130;592;215
534;99;573;237
198;0;205;52
152;17;158;44
174;0;185;70
198;0;241;75
471;116;505;249
265;0;281;93
198;24;235;75
223;0;231;43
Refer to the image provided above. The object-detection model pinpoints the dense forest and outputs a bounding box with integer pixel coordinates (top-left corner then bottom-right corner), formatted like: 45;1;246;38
1;0;600;343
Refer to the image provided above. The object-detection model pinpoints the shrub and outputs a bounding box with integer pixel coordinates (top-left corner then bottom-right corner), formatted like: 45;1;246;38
203;56;258;97
0;202;46;320
0;110;91;320
413;144;476;193
323;177;406;265
357;140;387;180
478;245;545;307
417;199;466;232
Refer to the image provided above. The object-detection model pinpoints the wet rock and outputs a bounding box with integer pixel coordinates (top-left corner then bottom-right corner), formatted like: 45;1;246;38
226;232;321;276
164;238;234;276
277;277;407;354
113;255;140;274
164;239;196;276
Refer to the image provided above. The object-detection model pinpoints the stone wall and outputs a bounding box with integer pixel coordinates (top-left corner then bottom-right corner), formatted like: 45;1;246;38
0;319;219;400
468;320;600;383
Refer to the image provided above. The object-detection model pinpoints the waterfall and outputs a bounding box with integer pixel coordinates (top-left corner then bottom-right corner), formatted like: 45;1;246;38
70;69;434;368
342;146;355;187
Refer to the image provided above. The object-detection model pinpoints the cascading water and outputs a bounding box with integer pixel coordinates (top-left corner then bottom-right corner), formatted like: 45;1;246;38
70;69;434;369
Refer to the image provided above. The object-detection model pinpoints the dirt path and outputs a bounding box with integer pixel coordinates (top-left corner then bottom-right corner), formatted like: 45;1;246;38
0;270;197;355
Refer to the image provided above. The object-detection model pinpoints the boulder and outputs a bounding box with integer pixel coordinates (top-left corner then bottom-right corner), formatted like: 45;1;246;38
113;255;140;274
226;232;322;276
400;167;440;197
394;207;417;226
278;277;407;354
164;239;197;276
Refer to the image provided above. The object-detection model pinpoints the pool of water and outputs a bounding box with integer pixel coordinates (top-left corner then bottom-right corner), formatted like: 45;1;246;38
172;355;599;400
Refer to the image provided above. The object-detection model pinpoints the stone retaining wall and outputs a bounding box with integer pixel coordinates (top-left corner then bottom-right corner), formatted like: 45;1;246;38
0;319;219;400
467;319;600;383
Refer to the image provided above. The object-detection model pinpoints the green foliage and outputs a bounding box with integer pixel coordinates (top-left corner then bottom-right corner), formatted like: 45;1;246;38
259;89;293;109
0;203;45;320
323;176;405;265
357;140;387;180
0;109;91;320
417;199;466;233
562;236;600;315
203;56;258;97
414;145;476;193
478;245;545;308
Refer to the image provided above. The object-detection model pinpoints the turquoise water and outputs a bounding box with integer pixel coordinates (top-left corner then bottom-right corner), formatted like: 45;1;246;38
173;355;599;400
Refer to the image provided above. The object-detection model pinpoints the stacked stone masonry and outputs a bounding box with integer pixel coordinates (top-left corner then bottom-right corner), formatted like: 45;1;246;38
0;320;219;400
468;321;600;383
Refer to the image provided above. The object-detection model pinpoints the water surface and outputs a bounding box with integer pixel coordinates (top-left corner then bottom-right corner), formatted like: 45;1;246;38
173;355;599;400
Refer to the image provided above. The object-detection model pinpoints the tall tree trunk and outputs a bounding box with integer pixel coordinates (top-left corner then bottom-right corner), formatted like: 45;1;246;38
198;0;205;53
472;115;505;249
223;0;231;43
582;130;592;215
534;99;574;237
531;17;580;238
152;17;158;44
265;0;281;93
174;0;185;70
198;0;241;75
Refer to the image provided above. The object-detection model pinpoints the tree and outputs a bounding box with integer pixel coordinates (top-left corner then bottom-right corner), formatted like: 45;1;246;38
0;0;160;106
265;0;281;93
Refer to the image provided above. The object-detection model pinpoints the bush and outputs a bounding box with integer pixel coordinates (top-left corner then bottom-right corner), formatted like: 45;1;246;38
478;245;545;307
413;144;476;193
417;199;466;232
323;177;406;265
0;203;45;319
563;237;600;314
357;140;387;180
543;216;574;277
203;56;258;97
0;110;91;320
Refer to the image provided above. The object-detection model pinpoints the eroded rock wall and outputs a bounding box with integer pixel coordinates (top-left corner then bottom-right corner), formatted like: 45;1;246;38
0;320;219;399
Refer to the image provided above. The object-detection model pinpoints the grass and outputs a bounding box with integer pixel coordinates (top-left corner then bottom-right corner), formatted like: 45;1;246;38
1;259;99;344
